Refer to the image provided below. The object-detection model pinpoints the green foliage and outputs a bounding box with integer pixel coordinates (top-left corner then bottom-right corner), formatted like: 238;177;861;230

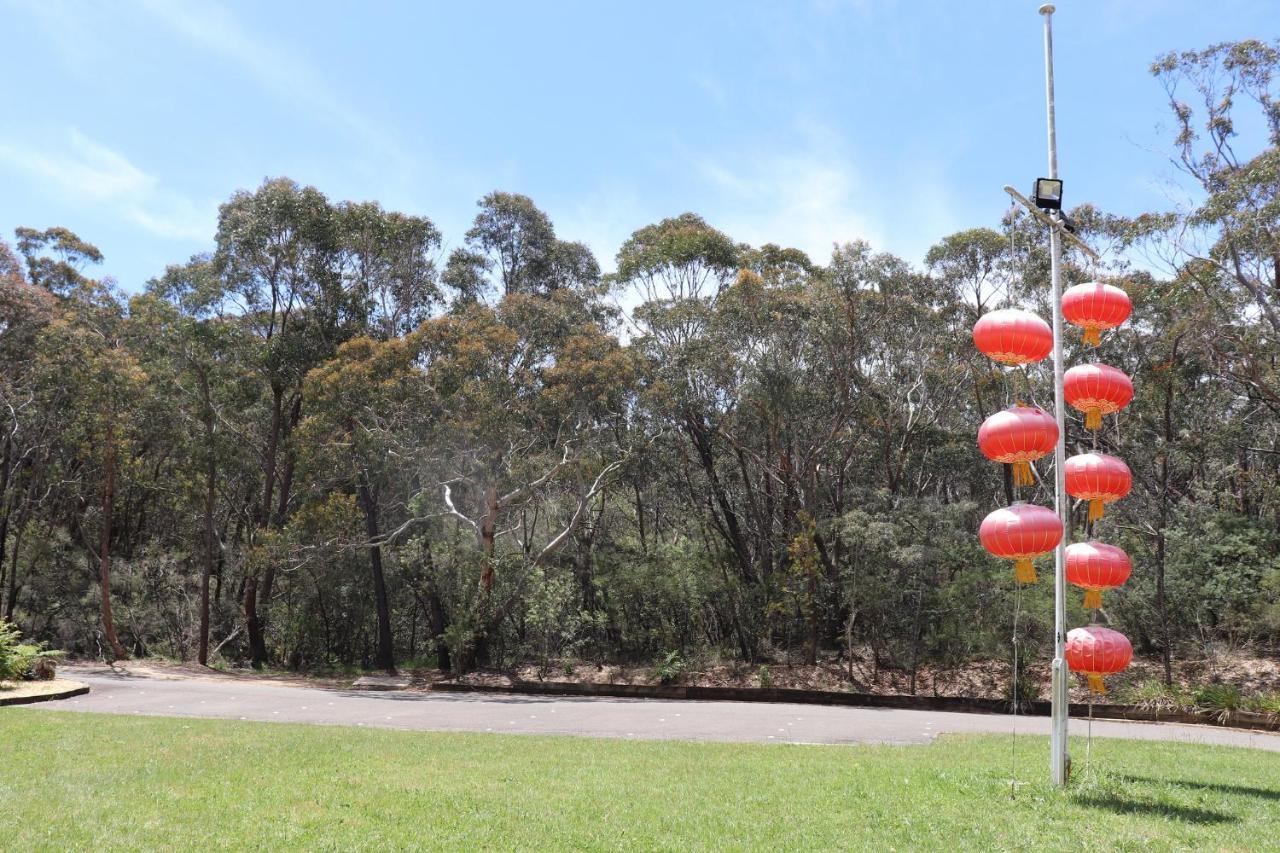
0;620;56;682
652;650;686;685
1120;679;1193;714
1193;684;1244;721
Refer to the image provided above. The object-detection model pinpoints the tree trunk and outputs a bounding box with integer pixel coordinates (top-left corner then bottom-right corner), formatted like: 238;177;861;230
418;540;451;672
244;574;266;667
0;432;11;619
1156;368;1176;686
198;415;216;666
479;484;498;591
4;519;23;622
357;478;395;674
98;421;128;660
245;383;285;668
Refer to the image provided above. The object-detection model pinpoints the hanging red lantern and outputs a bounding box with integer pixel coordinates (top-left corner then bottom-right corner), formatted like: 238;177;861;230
972;309;1053;366
1063;364;1133;430
1065;626;1132;694
1065;542;1131;609
980;502;1063;584
1062;281;1131;346
1065;453;1132;521
977;405;1059;487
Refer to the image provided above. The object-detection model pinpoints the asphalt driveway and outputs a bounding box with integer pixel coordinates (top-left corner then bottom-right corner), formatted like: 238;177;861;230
20;665;1280;752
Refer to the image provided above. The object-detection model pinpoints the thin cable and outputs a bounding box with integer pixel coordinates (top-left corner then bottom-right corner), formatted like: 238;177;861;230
1086;693;1094;782
1010;580;1023;799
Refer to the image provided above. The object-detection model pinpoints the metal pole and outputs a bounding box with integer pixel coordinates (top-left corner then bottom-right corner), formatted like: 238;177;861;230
1040;2;1071;788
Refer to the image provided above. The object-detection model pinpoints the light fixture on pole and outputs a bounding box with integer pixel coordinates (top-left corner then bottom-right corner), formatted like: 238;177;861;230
1032;178;1063;210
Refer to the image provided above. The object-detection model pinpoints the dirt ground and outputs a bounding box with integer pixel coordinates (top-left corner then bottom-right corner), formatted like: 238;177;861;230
0;678;86;702
445;649;1280;701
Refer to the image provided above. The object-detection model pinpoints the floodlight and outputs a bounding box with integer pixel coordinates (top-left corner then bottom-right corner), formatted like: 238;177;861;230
1032;177;1063;210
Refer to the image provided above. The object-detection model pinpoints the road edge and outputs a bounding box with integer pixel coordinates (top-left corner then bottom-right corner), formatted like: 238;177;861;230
430;680;1280;733
0;681;90;707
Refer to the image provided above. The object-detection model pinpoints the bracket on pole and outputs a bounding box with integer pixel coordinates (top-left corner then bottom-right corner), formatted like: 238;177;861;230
1002;184;1102;264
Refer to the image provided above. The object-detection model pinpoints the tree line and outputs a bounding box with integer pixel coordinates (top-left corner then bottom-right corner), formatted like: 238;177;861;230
1;41;1277;685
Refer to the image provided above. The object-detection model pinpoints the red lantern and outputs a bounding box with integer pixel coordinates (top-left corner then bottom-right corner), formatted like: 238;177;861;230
1065;626;1132;694
1065;453;1132;521
980;502;1063;584
1065;542;1131;609
1063;364;1133;430
977;405;1059;487
972;309;1053;366
1062;281;1131;346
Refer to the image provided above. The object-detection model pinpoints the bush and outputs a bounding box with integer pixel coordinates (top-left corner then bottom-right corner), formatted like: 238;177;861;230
0;620;56;683
1120;679;1191;714
1193;684;1244;722
1242;691;1280;717
652;650;685;685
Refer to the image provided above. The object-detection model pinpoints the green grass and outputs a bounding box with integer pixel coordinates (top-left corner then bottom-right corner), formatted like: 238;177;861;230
3;711;1279;850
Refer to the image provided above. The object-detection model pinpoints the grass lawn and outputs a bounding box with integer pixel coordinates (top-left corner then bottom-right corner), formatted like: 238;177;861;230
2;711;1279;850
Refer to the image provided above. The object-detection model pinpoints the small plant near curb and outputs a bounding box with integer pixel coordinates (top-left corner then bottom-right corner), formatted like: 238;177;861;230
652;650;685;685
1120;679;1191;715
757;665;772;689
0;620;59;684
1195;684;1244;723
1117;679;1280;724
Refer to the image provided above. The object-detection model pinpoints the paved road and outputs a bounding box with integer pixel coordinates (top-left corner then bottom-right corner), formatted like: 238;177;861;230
21;667;1280;751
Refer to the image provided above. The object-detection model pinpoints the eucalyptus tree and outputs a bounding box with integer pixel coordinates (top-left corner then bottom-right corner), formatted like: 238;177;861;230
335;201;443;339
1149;39;1279;333
12;227;104;295
17;235;143;660
417;292;637;670
213;178;354;666
300;331;436;673
138;259;260;664
442;192;601;302
0;241;56;621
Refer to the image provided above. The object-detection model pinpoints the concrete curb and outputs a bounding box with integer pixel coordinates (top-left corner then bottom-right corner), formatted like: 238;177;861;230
430;680;1280;733
0;681;90;707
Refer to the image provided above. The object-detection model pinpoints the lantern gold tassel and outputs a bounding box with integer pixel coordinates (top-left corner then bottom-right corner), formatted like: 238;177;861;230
1085;408;1102;430
1083;589;1102;610
1087;673;1107;694
1083;327;1101;346
1012;461;1035;487
1088;499;1105;522
1014;558;1037;584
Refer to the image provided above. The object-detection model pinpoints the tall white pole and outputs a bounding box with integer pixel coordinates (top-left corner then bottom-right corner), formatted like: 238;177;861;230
1040;2;1071;787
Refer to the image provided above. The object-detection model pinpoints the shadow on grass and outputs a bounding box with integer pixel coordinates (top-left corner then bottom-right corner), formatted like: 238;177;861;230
1119;774;1280;802
1073;792;1236;825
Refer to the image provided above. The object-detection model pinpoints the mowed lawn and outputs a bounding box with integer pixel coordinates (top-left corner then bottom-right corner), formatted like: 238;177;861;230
3;711;1279;850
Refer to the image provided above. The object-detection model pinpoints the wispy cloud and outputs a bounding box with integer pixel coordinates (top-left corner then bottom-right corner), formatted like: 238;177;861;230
690;125;884;265
134;0;411;172
0;129;213;241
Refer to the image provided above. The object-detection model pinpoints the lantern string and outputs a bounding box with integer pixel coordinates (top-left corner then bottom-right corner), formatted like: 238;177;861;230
1086;693;1095;783
1010;579;1023;799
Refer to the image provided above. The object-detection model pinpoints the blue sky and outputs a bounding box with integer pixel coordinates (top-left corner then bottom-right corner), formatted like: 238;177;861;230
1;0;1274;292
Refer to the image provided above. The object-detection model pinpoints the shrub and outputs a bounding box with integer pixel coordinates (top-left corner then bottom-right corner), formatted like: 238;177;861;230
0;620;56;683
1194;684;1243;722
1120;679;1191;714
1243;691;1280;717
652;650;685;685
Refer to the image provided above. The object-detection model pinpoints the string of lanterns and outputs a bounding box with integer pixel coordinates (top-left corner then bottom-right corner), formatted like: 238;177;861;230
972;281;1136;695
